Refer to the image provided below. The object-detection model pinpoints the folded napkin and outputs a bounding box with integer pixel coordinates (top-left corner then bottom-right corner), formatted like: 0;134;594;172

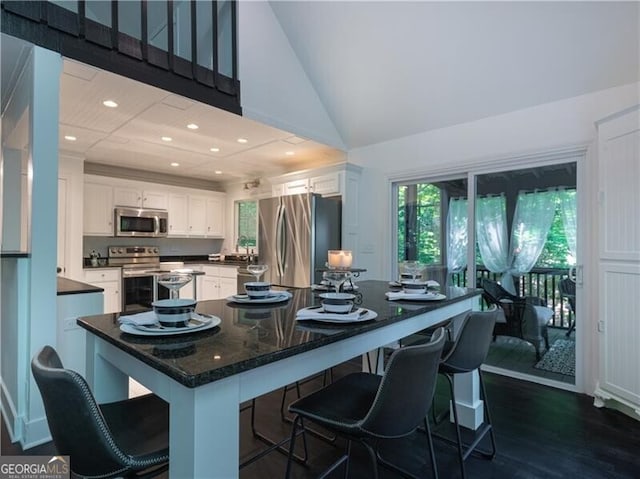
296;307;366;321
386;291;442;301
390;280;440;288
118;311;158;326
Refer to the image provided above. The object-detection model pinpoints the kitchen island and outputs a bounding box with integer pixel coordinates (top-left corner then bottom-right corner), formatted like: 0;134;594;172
78;280;481;478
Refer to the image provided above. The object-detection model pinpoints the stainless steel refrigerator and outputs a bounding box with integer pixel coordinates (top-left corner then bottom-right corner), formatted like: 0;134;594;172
258;193;341;287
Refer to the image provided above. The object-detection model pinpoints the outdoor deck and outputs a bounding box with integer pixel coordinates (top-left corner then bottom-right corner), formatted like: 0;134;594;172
485;327;575;384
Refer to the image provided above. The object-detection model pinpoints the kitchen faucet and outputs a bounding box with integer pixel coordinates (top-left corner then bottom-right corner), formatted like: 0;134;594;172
236;235;249;256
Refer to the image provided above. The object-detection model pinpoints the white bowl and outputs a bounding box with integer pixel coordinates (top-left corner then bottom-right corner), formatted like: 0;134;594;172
245;281;271;298
152;299;196;326
322;300;354;314
401;281;427;295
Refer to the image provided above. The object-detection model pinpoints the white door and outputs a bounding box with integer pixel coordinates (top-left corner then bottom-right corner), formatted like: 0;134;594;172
594;106;640;411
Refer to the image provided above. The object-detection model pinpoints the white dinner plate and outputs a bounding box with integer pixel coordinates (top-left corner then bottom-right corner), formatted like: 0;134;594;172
120;314;220;336
385;292;447;301
227;291;292;304
295;307;377;323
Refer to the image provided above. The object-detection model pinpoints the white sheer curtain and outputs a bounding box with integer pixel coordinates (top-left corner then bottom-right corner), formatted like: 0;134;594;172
558;189;577;264
476;194;510;278
503;190;558;293
446;197;468;273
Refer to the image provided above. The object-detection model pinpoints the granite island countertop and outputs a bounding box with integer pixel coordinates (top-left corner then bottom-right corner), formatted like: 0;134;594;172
77;280;481;388
57;277;104;296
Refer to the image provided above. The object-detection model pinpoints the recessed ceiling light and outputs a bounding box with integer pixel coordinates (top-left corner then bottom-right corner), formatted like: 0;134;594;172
102;100;118;108
285;151;295;156
64;135;77;141
187;123;199;130
170;162;180;167
210;147;220;152
237;138;248;144
161;136;172;142
214;170;222;175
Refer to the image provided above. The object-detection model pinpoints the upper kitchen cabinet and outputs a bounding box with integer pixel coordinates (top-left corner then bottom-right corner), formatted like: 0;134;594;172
188;196;208;236
270;164;357;198
186;194;226;238
83;181;113;236
206;196;226;238
167;193;189;236
113;186;167;210
83;175;227;239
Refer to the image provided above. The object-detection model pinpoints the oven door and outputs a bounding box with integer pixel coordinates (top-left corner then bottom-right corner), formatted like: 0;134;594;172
122;274;169;314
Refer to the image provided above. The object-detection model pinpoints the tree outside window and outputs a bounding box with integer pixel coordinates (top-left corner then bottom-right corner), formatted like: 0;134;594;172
236;200;257;248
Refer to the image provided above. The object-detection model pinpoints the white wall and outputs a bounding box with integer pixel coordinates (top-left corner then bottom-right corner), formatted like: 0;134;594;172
237;1;345;151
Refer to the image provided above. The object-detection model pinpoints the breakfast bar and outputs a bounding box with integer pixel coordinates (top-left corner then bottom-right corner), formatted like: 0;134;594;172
77;280;481;478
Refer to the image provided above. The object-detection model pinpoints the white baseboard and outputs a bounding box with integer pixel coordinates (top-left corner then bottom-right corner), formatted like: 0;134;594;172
481;364;579;393
20;415;52;450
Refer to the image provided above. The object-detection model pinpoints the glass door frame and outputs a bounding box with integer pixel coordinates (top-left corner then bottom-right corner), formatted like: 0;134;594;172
390;146;587;393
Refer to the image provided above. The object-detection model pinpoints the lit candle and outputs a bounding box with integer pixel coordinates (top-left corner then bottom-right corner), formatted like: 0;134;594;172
328;250;352;269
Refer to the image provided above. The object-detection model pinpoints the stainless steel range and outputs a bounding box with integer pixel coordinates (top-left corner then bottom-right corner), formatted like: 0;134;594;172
109;246;184;313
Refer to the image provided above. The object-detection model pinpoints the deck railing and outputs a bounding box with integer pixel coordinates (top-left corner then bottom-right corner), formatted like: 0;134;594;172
452;267;574;329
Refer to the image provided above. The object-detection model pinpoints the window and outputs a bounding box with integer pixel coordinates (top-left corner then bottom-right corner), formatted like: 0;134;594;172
397;183;443;265
236;200;257;248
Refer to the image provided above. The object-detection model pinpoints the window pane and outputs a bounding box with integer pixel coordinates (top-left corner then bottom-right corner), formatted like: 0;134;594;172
237;200;257;248
48;1;77;13
397;183;442;265
85;0;111;27
148;0;168;50
119;1;141;39
217;0;233;77
173;0;191;60
196;1;213;69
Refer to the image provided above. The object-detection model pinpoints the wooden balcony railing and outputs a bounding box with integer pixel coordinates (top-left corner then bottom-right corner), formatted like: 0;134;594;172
451;267;574;329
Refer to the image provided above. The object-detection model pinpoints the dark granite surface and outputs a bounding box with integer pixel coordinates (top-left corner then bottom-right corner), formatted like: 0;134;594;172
57;277;104;295
1;251;30;258
77;280;480;388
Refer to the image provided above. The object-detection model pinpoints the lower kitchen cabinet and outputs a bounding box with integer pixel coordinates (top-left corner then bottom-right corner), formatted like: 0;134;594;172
83;268;121;314
200;265;238;300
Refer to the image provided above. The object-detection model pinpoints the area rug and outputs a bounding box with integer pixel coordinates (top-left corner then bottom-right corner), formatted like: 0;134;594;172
534;339;575;376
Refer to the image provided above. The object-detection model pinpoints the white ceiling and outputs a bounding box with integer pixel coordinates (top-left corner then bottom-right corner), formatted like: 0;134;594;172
59;59;346;184
3;2;638;183
270;1;639;149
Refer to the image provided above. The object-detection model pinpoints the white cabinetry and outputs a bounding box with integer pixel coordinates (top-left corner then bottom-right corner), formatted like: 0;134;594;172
114;186;167;209
167;193;189;236
310;172;341;196
271;170;346;198
188;195;207;236
83;175;228;239
83;268;121;314
206;196;225;237
200;265;237;300
83;182;113;235
593;105;640;418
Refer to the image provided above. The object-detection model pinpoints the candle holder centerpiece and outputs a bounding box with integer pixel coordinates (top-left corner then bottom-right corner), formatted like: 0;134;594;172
322;269;352;294
327;250;353;270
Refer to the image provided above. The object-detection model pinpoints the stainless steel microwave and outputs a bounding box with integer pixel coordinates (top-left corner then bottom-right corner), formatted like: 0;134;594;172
114;207;168;237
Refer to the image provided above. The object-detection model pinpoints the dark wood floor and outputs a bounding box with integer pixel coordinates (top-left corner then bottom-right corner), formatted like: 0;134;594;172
3;358;639;479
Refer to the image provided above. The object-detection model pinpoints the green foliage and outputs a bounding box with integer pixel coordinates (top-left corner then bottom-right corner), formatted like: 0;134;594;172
398;184;441;264
399;185;574;269
237;200;257;247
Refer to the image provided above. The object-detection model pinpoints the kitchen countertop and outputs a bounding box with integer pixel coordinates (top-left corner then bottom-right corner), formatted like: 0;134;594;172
77;280;480;387
57;277;104;295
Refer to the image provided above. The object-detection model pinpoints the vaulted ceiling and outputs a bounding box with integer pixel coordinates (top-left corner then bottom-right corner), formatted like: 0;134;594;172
270;1;639;149
2;2;638;183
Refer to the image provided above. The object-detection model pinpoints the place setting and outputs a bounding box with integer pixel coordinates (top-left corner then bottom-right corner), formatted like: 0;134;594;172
118;273;221;336
226;264;293;304
296;292;377;324
385;261;446;302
